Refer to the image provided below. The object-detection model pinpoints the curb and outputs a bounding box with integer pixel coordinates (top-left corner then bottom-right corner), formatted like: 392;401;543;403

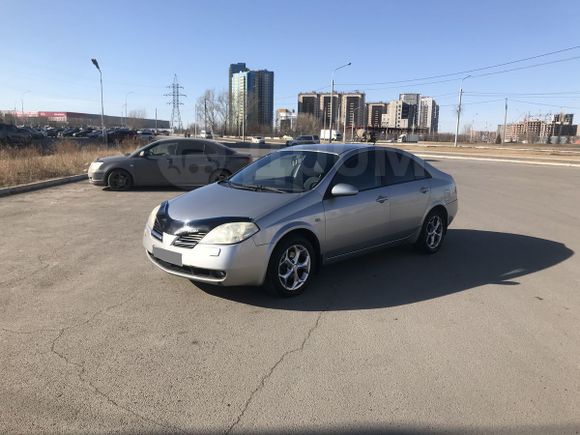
0;174;88;198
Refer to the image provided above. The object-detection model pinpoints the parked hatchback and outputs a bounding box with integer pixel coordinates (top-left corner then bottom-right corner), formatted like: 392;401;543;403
88;138;252;190
143;144;458;296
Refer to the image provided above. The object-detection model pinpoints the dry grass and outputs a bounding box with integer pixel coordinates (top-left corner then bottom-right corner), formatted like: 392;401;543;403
0;140;138;188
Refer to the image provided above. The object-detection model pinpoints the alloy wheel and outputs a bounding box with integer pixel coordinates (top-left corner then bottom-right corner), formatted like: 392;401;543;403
426;215;444;249
278;244;311;291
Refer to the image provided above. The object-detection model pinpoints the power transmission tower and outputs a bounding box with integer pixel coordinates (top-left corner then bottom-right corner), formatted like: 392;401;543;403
164;74;186;131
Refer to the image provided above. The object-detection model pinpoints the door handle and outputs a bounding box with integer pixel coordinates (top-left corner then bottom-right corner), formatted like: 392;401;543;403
376;195;389;203
420;186;429;194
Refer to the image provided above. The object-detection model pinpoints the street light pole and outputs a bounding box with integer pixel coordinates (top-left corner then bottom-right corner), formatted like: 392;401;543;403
453;74;471;147
21;90;30;117
328;62;351;143
124;91;134;127
91;58;106;144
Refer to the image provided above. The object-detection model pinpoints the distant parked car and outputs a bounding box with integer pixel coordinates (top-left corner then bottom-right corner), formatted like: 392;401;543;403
286;135;320;146
199;130;213;139
44;127;61;137
59;127;80;137
19;127;46;140
72;128;94;137
137;129;156;142
107;128;137;143
0;123;32;145
88;138;252;190
251;136;265;144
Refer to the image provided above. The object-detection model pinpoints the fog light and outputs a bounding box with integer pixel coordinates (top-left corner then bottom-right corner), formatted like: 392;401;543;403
213;271;226;279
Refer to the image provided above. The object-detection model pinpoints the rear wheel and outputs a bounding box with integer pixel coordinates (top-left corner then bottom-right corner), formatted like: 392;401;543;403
107;169;133;191
415;209;447;254
265;236;316;297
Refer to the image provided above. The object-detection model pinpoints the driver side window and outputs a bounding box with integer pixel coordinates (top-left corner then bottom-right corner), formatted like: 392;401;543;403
148;142;177;157
332;151;382;191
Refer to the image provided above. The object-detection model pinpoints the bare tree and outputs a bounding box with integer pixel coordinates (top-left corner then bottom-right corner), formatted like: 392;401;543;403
128;109;147;129
293;113;320;136
196;89;229;134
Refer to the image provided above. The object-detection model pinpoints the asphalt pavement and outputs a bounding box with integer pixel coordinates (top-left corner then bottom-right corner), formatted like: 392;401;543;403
1;157;579;434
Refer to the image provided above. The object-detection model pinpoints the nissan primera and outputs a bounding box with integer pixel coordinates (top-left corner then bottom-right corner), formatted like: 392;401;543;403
143;143;458;296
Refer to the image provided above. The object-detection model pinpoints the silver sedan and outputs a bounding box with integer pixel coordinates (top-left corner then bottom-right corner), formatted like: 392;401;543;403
143;143;458;296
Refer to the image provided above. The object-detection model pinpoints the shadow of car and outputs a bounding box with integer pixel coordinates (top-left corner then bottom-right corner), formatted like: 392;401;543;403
195;229;573;310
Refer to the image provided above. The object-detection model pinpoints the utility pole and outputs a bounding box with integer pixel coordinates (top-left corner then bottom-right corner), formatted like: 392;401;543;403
164;74;186;131
204;98;208;133
91;59;106;144
328;62;351;143
193;104;197;137
454;75;471;147
502;97;508;145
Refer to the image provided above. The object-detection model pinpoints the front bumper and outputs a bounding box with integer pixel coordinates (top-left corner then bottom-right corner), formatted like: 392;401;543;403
142;225;270;286
88;170;106;185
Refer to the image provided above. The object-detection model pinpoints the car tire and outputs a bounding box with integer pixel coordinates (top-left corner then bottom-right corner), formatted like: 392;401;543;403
265;236;316;297
415;208;447;254
107;169;133;191
209;169;231;183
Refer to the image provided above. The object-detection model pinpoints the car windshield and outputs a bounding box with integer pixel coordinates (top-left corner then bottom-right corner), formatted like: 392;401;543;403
226;150;338;193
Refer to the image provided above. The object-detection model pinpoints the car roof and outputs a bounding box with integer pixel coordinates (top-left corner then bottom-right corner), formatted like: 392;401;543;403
286;143;372;155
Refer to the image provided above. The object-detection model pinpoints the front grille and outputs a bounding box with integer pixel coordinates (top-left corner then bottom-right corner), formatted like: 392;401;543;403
173;232;207;248
151;219;163;241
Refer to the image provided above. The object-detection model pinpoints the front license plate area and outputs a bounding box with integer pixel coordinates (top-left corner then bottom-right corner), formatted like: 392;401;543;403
153;246;182;266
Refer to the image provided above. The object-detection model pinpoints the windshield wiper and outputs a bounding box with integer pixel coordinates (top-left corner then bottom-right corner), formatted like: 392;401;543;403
253;185;288;193
221;180;287;193
220;180;260;191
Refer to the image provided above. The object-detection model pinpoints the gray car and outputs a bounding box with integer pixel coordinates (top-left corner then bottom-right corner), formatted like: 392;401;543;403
143;143;458;296
88;138;252;190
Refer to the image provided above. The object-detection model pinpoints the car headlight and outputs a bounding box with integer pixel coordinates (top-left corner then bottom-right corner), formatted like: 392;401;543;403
200;222;259;245
89;161;104;172
146;205;161;229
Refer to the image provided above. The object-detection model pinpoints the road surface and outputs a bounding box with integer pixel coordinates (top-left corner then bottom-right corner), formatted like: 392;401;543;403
1;158;579;433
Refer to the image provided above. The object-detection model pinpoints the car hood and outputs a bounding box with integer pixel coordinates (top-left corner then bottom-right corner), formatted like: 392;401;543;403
166;182;301;223
97;154;129;163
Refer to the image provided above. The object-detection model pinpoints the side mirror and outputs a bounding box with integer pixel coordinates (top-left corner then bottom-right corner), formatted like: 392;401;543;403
139;150;146;158
331;183;359;197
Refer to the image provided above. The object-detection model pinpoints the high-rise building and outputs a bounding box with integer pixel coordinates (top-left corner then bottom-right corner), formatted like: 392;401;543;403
228;63;249;127
399;93;420;128
297;91;365;129
230;66;274;132
384;100;417;130
498;113;577;142
341;92;365;129
297;93;320;119
366;103;389;128
419;97;439;133
399;93;420;106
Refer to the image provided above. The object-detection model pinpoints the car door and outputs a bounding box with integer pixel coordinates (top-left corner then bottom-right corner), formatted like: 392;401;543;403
133;140;179;186
323;150;391;259
381;150;432;240
174;140;211;186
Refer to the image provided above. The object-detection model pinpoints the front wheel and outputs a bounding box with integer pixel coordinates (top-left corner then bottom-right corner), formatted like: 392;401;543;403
415;209;447;254
265;236;316;297
107;169;133;191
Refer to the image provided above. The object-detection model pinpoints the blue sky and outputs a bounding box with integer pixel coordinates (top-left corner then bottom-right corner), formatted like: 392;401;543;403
1;0;579;132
